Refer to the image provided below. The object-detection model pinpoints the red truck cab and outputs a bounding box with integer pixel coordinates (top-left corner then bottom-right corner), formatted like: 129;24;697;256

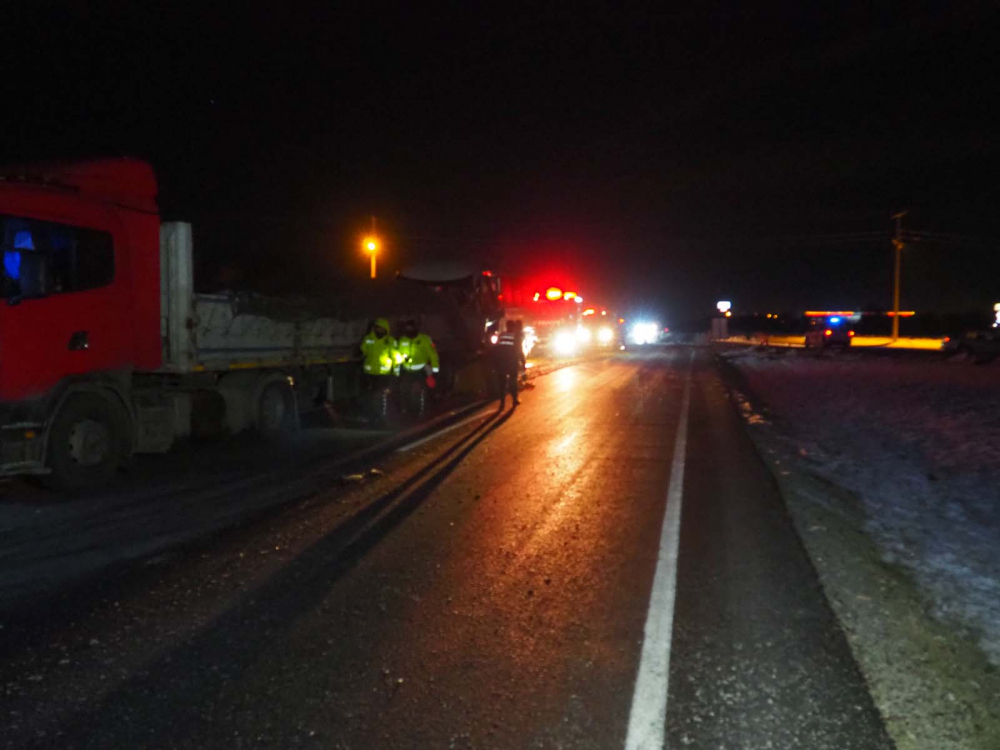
0;159;162;486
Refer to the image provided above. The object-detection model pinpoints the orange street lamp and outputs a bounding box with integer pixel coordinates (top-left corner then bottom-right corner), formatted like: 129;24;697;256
363;236;380;279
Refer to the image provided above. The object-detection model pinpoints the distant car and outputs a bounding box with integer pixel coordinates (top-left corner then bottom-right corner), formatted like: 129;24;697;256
804;318;854;349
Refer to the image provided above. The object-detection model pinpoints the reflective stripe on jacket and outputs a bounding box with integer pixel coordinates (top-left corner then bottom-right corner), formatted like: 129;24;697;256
397;333;440;373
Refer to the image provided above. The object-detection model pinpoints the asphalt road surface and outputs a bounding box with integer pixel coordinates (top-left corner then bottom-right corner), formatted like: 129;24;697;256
0;349;893;749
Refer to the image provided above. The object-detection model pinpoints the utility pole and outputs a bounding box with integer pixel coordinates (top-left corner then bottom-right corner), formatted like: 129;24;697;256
891;211;906;341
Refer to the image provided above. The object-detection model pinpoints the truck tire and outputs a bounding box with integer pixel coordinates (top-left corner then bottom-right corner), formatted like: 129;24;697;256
257;380;296;437
44;393;129;490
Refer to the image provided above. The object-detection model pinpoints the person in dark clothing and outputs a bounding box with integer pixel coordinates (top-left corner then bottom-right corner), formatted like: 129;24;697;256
493;321;525;410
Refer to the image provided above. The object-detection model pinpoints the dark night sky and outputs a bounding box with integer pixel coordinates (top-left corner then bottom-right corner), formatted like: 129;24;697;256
3;3;999;321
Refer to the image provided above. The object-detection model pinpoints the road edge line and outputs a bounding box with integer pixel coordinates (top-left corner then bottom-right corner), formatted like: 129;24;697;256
395;408;492;452
624;349;693;750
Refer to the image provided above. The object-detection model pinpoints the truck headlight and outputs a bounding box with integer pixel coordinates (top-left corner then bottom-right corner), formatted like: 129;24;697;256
553;330;577;356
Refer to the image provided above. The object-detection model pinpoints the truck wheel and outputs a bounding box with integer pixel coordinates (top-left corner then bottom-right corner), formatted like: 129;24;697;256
44;393;128;490
257;381;296;437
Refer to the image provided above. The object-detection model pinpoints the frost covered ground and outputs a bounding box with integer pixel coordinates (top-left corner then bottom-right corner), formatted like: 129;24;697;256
722;347;1000;665
720;346;1000;748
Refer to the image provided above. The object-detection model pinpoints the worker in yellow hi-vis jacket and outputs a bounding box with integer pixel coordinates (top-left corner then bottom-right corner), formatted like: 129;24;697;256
360;317;400;420
395;318;440;417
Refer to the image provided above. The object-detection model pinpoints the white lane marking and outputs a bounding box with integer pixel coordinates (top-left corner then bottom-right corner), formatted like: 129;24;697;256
395;409;492;452
625;349;693;750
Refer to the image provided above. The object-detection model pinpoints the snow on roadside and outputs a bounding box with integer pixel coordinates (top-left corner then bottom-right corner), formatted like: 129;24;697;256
722;347;1000;665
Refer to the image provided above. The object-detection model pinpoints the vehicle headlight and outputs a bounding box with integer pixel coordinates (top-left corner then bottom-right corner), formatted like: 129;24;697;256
553;330;577;356
629;322;660;345
598;326;614;343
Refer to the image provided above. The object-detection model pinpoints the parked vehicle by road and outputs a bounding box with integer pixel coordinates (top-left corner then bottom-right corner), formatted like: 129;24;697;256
804;315;854;349
0;159;499;488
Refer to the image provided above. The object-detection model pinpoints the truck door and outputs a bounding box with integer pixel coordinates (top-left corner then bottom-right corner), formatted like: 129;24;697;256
0;211;132;403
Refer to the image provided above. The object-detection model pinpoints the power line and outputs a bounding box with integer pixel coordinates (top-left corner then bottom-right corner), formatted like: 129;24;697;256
901;230;989;247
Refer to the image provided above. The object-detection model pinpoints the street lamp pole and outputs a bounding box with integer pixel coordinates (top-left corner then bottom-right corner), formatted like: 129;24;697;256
891;211;906;341
366;215;379;279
